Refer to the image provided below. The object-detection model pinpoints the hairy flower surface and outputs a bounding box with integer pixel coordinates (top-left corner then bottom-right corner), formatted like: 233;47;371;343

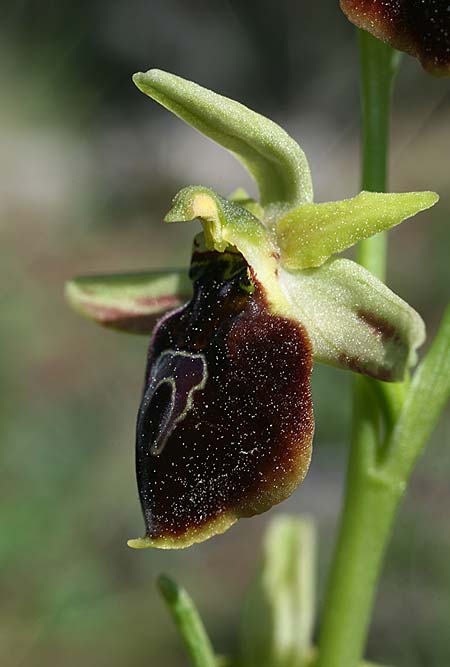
66;70;438;548
134;243;313;547
341;0;450;76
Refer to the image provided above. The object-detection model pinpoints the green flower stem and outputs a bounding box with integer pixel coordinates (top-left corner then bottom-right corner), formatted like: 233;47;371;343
317;32;400;667
315;305;450;667
357;31;400;280
317;376;403;667
157;574;216;667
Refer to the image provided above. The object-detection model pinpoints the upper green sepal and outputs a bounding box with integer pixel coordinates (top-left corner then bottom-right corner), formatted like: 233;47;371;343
132;69;313;208
277;190;439;269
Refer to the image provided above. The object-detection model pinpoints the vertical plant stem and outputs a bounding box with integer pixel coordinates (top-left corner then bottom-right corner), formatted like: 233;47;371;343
317;31;400;667
357;31;399;278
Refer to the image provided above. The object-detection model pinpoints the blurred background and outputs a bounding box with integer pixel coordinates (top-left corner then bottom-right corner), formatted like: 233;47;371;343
1;1;449;666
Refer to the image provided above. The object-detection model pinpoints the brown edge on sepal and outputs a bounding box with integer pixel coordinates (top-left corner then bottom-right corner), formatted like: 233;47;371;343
65;273;191;335
68;294;182;334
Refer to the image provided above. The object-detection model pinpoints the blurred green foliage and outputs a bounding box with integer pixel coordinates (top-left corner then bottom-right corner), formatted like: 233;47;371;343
0;2;449;666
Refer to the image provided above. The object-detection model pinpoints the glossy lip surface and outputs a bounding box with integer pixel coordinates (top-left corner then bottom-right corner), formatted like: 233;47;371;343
132;249;314;548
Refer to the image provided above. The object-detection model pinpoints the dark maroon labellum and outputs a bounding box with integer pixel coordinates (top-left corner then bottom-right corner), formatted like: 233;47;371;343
341;0;450;76
135;248;314;546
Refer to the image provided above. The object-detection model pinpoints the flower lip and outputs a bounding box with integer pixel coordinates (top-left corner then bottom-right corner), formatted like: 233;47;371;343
131;247;314;549
340;0;450;76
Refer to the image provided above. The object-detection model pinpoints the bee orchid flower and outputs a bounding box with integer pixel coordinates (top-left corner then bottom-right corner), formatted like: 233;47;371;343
66;70;438;548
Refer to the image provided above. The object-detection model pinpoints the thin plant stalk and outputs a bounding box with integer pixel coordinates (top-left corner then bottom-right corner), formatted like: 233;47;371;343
317;31;400;667
357;32;400;280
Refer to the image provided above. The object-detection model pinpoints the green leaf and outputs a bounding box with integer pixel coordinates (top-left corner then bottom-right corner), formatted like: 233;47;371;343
280;258;425;381
157;574;216;667
65;270;191;334
385;302;450;478
133;69;313;208
239;515;316;667
277;190;439;269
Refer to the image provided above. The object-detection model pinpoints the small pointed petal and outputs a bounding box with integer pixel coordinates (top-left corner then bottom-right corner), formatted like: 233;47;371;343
132;69;313;207
277;191;439;270
340;0;450;76
228;187;265;220
65;270;191;334
280;258;425;382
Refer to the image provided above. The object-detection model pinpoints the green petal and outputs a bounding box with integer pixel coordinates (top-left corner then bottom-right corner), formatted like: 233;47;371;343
133;69;313;208
228;187;265;220
280;258;425;382
277;190;439;269
65;270;191;334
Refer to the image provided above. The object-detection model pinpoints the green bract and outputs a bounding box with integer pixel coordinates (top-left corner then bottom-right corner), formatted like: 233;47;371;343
67;69;437;383
240;516;316;667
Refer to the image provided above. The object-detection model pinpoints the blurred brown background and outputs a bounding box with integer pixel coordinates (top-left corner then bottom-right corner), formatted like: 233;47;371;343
1;1;449;666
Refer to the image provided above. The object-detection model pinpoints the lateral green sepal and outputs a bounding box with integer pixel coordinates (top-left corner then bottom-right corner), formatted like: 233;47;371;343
277;190;439;269
280;258;426;382
65;270;191;334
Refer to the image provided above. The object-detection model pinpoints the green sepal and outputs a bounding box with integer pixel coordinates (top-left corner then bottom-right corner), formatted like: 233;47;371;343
277;190;439;269
239;515;316;667
133;69;313;208
280;258;425;382
65;270;191;334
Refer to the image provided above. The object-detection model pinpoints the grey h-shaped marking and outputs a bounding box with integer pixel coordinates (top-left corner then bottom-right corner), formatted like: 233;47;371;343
138;350;208;456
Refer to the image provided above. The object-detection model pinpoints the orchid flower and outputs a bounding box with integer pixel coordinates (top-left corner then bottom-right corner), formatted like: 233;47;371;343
340;0;450;76
66;70;438;549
